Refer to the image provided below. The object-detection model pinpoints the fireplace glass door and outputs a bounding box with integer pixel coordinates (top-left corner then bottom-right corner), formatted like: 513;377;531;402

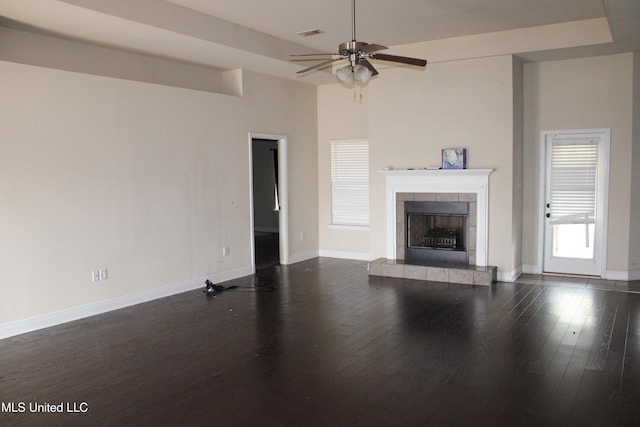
404;201;469;264
407;214;466;251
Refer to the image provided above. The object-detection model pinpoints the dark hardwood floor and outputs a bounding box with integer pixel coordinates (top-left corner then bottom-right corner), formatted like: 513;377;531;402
1;258;640;426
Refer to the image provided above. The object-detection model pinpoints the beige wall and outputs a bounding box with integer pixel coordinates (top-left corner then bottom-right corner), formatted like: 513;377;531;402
367;55;520;275
318;50;638;279
512;58;525;276
0;61;317;325
0;26;240;95
243;71;319;259
317;54;523;275
630;52;640;275
316;18;637;279
3;19;638;332
317;84;370;257
522;53;635;274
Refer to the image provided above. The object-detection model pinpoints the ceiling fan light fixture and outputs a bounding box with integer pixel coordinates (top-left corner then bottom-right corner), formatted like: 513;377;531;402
336;65;355;84
353;64;372;82
336;64;371;84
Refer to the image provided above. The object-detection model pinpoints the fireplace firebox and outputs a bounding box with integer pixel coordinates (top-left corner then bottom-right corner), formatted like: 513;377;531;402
405;201;469;264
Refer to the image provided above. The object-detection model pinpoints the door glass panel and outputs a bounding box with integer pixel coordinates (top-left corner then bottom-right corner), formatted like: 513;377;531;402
552;223;595;259
548;139;598;261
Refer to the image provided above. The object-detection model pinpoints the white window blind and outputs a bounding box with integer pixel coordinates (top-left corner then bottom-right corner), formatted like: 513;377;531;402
331;140;369;226
549;139;598;225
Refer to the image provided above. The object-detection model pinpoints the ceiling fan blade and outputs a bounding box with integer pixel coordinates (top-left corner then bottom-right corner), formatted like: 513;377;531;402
290;57;337;62
372;53;427;67
296;58;343;74
290;53;340;57
360;43;387;53
358;58;378;76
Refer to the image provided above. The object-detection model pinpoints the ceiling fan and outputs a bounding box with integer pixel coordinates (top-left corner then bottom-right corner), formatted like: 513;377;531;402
291;0;427;84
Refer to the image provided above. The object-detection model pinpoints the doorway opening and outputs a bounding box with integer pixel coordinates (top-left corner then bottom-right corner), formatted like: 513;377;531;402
249;133;289;272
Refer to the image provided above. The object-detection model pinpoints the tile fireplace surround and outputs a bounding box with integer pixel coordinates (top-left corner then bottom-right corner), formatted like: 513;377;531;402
371;169;497;286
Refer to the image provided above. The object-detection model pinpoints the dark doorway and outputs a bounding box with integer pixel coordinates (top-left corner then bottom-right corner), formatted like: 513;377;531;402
253;231;280;270
252;138;280;270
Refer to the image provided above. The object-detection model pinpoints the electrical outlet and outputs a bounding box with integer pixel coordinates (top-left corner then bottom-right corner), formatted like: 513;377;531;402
92;268;108;282
222;246;230;256
299;232;305;240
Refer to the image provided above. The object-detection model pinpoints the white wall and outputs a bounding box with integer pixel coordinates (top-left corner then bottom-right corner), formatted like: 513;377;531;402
0;60;318;327
522;53;635;276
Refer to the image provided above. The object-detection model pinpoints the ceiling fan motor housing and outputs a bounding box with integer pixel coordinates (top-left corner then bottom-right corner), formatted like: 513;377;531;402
339;41;368;55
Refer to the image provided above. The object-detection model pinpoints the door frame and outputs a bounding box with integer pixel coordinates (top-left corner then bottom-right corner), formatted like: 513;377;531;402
248;132;289;273
537;128;610;277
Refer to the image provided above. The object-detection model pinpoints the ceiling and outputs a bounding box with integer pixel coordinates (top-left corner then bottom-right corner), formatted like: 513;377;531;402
1;0;639;85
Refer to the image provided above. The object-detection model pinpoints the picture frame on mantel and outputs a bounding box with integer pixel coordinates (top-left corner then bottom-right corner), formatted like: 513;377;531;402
441;148;467;169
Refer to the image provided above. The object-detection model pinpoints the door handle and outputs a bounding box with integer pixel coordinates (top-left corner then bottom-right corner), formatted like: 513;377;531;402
546;213;551;218
546;203;550;208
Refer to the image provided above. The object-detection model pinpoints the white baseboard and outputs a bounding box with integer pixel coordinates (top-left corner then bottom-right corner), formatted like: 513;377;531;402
498;266;522;282
520;266;638;281
522;264;542;275
286;250;320;265
318;249;370;261
604;269;640;281
0;265;253;341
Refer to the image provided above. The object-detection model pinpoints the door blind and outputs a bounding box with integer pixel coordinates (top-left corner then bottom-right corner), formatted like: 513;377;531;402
549;138;598;224
330;140;369;226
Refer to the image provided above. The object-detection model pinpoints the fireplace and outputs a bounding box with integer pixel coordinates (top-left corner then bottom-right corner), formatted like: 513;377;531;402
405;201;469;264
371;169;496;286
380;168;493;266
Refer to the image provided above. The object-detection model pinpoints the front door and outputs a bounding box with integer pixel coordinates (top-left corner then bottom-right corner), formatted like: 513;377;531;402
542;129;609;276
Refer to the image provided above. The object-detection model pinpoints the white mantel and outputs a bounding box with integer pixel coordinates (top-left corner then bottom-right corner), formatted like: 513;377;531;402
379;169;494;266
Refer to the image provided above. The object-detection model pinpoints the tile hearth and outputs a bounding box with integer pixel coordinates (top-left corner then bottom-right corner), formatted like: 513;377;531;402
369;258;497;286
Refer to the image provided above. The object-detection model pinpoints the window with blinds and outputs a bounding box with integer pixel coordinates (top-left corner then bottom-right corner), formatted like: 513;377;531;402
548;139;599;225
330;140;369;226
